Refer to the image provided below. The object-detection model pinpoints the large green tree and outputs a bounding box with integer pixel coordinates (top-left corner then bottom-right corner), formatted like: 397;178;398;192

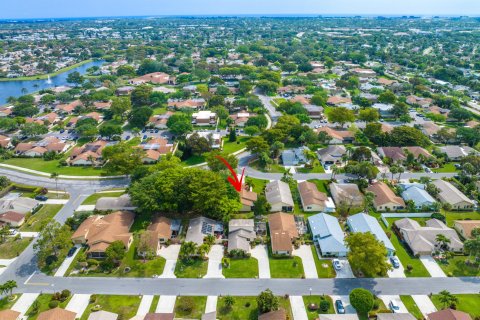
345;232;392;277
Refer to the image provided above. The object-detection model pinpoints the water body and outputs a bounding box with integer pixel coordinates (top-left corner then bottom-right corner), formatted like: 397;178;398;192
0;60;105;104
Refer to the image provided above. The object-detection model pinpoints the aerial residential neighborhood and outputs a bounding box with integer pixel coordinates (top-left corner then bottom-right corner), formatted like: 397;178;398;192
0;1;479;320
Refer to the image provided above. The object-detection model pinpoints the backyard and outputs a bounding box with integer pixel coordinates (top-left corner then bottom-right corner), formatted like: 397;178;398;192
80;295;141;320
223;257;259;278
269;256;304;278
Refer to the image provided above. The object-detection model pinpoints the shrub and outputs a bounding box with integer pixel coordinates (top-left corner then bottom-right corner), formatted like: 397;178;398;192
349;288;374;316
89;295;97;303
178;297;195;313
319;299;330;312
61;289;71;300
48;300;59;309
87;259;99;267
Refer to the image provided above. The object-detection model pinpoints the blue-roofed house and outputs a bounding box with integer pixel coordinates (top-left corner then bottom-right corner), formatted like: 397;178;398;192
401;184;437;210
281;146;309;166
308;213;348;257
346;213;395;256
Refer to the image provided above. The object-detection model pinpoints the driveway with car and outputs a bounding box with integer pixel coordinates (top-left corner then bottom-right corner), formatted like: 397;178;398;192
334;258;355;278
54;244;81;277
387;256;406;278
379;295;409;313
330;295;356;314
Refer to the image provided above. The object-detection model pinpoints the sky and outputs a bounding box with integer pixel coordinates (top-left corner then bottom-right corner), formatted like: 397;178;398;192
1;0;480;19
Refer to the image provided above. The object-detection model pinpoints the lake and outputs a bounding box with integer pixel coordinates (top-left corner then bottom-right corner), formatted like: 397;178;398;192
0;60;105;104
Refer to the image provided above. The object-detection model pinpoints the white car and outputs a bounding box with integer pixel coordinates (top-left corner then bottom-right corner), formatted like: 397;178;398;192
332;259;342;271
8;229;18;236
389;299;400;313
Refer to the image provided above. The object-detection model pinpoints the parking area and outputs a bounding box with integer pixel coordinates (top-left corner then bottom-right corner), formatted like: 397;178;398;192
387;257;406;278
378;295;409;314
330;295;356;314
159;244;181;278
293;245;318;278
334;258;355;278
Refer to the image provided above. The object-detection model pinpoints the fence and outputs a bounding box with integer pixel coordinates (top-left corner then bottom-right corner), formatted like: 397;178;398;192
380;212;433;227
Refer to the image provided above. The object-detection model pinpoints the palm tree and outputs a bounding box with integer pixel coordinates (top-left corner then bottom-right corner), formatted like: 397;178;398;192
397;166;405;182
389;166;399;182
197;243;210;259
438;290;453;309
50;172;59;198
464;237;480;268
331;165;338;180
224;296;235;310
436;234;451;251
363;192;375;213
3;280;17;298
179;241;197;262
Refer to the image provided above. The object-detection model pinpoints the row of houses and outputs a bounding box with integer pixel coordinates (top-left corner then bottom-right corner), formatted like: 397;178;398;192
0;194;40;227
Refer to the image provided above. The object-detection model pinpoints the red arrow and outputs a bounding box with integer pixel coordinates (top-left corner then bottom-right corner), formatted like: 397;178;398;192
215;155;245;192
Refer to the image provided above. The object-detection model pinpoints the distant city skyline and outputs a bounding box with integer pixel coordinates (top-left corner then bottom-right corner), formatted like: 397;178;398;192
1;0;480;19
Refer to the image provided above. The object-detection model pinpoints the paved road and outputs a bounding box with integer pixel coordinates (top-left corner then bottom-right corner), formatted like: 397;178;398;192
254;89;282;124
18;274;480;296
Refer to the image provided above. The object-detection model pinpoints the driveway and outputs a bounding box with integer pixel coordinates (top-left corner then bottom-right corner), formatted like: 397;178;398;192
12;293;39;318
330;295;356;314
136;295;154;316
251;245;270;278
54;244;81;277
419;256;447;277
387;258;406;278
293;245;318;279
289;296;308;320
412;295;437;316
334;258;355;278
155;295;176;313
378;295;408;313
204;245;224;278
0;258;16;276
76;204;95;211
66;294;91;317
205;296;218;313
158;245;180;278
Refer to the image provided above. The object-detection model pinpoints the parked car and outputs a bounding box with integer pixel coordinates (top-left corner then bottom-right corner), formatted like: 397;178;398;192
390;256;400;268
143;135;147;140
335;300;345;314
332;259;342;271
35;195;48;201
8;229;18;236
389;299;400;312
59;129;65;133
125;135;130;140
67;246;77;257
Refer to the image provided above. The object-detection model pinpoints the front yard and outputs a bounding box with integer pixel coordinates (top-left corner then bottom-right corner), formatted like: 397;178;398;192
0;237;32;259
388;231;430;277
217;296;259;320
0;294;21;311
20;204;63;232
2;158;108;176
26;294;72;320
223;257;259;278
296;165;326;174
437;255;480;277
269;256;304;278
222;136;250;154
81;191;125;205
400;295;423;319
303;295;335;320
174;296;207;319
431;294;480;318
174;258;209;278
80;295;141;320
310;246;336;278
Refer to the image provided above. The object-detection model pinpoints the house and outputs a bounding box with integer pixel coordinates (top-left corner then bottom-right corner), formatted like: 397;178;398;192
431;180;474;210
347;213;395;256
71;211;135;258
148;112;173;129
139;216;181;256
0;309;21;320
116;86;135;96
258;309;287;320
140;138;175;163
377;147;406;162
308;213;347;257
351;68;376;78
185;216;223;245
298;181;329;212
304;105;324;119
239;187;257;212
84;112;103;122
37;308;76;320
329;183;364;208
440;146;479;161
394;218;463;255
88;310;118;320
168;98;206;110
0;135;12;148
268;212;299;255
229;111;255;127
281;146;309;166
69;140;108;166
0;211;25;227
401;184;437;209
192;110;217;126
372;103;394;117
366;181;405;211
316;127;355;144
55;100;82;114
427;309;472;320
454;220;480;239
129;72;175;85
377;314;416;320
95;194;135;211
0;196;40;214
327;96;352;106
265;180;294;212
317;145;347;166
420;121;442;138
186;132;222;149
93;101;112;110
228;219;255;253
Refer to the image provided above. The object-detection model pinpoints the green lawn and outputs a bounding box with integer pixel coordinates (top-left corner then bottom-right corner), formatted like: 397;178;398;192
2;158;108;176
223;257;259;278
303;295;335;319
433;163;458;173
0;59;93;81
269;256;304;278
175;258;209;278
20;204;63;232
81;191;125;205
174;296;206;319
149;296;160;313
297;165;326;174
443;211;480;227
250;160;285;173
310;246;336;278
0;237;32;258
70;242;166;278
308;180;330;194
245;177;269;194
222;136;250;154
181;155;206;166
438;255;480;277
217;296;259;320
388;231;430;277
400;295;423;319
81;295;141;320
152;107;167;115
431;294;480;318
0;294;21;311
26;294;72;320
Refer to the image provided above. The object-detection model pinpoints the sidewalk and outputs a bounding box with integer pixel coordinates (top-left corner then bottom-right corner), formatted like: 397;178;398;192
205;296;218;313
